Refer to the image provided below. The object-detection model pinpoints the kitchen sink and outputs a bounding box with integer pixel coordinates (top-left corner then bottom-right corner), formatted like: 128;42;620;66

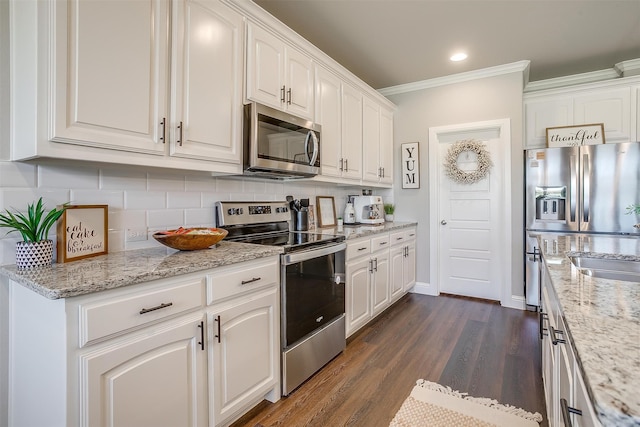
568;256;640;283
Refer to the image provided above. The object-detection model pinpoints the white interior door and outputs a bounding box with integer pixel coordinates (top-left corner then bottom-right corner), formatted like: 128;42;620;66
429;120;511;303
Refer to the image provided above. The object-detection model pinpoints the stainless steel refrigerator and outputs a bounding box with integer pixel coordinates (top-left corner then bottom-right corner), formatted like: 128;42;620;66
524;142;640;307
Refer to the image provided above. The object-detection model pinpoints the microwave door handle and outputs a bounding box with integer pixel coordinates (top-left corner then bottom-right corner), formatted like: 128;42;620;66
306;130;319;166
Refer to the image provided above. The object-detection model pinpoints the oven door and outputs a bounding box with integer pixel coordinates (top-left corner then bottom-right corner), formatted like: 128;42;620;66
281;242;346;348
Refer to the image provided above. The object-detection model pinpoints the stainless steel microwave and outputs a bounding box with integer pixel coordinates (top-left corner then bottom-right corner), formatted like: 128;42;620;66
243;102;320;179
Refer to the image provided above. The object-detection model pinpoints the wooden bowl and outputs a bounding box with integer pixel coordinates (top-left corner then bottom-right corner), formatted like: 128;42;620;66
152;228;228;251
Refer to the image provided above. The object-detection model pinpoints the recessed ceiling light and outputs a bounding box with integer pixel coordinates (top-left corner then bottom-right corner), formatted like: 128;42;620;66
450;53;468;62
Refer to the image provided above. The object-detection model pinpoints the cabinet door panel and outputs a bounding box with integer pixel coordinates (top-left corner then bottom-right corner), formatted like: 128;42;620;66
341;83;363;180
372;252;390;316
404;241;416;291
316;67;343;178
389;246;404;301
246;24;284;109
81;314;207;427
379;107;394;184
54;0;168;153
362;96;381;182
210;289;278;425
171;0;243;163
286;47;314;120
524;98;573;149
346;257;371;336
574;87;631;143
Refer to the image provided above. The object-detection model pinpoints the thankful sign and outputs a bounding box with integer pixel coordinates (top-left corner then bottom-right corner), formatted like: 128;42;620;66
401;142;420;189
57;205;108;263
546;123;605;147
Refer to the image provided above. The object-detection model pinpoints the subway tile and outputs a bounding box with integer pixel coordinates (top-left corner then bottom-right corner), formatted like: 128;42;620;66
70;190;124;209
216;177;243;193
147;172;185;192
0;189;69;213
38;164;99;189
185;174;217;192
117;210;147;230
243;178;266;193
125;191;166;210
100;167;147;191
167;191;201;209
185;208;215;226
0;161;37;188
108;230;125;253
147;209;184;228
202;192;229;208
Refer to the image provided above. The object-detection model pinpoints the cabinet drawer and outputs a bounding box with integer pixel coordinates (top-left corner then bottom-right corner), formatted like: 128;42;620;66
79;279;205;347
207;258;278;305
371;234;390;252
390;228;417;246
346;238;372;261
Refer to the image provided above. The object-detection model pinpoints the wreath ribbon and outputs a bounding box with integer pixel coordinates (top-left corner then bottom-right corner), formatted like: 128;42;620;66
443;139;493;184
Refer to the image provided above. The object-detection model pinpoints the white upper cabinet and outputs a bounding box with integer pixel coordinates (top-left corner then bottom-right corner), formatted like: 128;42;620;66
52;0;169;154
246;22;314;120
341;83;364;181
524;78;639;149
10;0;243;173
362;96;393;185
170;0;244;163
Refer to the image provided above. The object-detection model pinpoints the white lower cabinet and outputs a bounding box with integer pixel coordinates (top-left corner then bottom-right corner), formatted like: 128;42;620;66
389;228;417;301
540;263;601;427
346;230;415;338
81;312;208;427
6;256;281;427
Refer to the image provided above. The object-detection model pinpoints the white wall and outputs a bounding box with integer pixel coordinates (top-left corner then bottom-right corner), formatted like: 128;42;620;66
0;160;391;266
386;71;525;298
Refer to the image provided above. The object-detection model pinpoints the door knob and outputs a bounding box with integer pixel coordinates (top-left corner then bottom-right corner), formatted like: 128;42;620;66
440;220;447;225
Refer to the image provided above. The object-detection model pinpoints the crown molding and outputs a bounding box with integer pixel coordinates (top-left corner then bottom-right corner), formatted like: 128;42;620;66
615;58;640;77
524;68;621;92
377;60;531;97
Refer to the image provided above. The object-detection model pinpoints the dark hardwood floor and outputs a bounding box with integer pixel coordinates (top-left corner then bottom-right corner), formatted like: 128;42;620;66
232;293;547;427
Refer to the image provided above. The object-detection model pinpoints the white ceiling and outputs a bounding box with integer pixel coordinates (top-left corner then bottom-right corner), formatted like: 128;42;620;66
253;0;640;90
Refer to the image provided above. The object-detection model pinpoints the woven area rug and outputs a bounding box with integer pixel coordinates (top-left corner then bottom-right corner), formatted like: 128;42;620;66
389;380;543;427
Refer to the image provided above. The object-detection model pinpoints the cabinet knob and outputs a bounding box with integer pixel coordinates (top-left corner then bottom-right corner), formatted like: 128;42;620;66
440;220;447;225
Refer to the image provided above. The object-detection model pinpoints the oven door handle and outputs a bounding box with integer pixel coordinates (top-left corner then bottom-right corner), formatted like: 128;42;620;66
282;242;347;265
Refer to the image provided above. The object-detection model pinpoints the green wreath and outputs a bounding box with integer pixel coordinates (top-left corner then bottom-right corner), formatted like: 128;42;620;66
443;139;493;184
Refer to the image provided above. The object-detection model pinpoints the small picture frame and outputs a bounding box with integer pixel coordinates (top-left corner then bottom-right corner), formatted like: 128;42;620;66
57;205;108;263
316;196;337;227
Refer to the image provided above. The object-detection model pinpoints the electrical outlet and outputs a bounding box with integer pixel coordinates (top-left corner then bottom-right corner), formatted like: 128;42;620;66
126;228;148;242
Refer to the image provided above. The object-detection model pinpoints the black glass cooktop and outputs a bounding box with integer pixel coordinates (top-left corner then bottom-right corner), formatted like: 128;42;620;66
230;231;344;253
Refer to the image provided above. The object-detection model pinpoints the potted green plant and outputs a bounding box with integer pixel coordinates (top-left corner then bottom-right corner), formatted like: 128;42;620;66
0;197;68;269
626;203;640;229
384;203;395;222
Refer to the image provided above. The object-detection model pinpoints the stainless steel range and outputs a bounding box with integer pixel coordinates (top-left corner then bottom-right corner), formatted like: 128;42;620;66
215;201;346;396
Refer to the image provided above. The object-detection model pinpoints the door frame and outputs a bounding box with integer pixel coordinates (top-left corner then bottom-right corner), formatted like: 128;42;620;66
428;119;512;306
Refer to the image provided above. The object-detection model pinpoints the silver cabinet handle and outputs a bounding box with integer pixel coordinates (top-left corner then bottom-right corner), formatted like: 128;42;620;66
241;277;261;285
339;158;344;171
160;117;166;144
344;158;348;172
197;321;205;351
214;315;221;343
369;259;374;273
287;87;292;105
440;220;447;225
373;258;378;272
280;85;286;103
549;325;566;345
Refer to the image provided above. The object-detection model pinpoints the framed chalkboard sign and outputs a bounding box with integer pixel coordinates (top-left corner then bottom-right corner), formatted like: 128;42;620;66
57;205;108;263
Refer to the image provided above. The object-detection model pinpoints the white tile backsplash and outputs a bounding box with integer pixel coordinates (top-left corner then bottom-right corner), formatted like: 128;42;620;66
0;160;388;265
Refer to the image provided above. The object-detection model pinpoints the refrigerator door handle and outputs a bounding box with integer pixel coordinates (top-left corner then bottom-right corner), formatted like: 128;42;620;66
582;153;590;224
569;154;577;223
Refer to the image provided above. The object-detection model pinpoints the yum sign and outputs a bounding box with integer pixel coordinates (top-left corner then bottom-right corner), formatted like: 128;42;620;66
401;142;420;189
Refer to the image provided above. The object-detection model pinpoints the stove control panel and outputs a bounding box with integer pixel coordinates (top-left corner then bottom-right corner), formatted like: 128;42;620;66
216;201;291;226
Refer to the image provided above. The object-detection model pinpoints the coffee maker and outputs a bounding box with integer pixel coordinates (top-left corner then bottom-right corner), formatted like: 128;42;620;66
353;195;385;225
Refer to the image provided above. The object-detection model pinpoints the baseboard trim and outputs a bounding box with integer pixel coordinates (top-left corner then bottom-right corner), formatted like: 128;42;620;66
409;281;438;296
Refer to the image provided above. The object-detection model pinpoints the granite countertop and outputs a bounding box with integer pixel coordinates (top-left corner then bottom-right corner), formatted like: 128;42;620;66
539;234;640;426
0;241;283;300
317;221;417;240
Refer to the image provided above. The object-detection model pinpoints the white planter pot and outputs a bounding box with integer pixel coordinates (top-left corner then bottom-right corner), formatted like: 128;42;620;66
385;214;394;222
16;240;54;269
